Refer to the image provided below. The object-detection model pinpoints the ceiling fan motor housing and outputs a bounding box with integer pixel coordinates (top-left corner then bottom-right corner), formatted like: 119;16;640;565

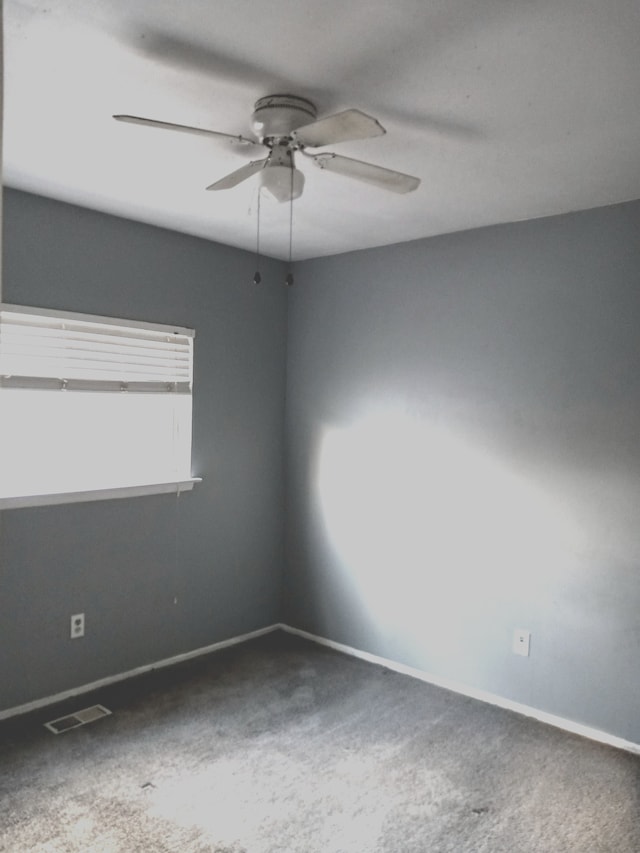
251;95;317;142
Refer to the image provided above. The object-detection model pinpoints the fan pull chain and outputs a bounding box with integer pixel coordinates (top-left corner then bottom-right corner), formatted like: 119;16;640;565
253;189;262;285
285;160;294;287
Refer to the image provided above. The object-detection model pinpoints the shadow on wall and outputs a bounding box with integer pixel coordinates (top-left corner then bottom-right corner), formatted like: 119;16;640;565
314;406;587;678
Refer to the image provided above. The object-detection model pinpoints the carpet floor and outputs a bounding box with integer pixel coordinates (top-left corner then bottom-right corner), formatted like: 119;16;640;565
1;630;639;852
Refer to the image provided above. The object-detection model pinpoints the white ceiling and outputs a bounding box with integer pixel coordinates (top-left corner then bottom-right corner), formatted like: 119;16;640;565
4;0;640;260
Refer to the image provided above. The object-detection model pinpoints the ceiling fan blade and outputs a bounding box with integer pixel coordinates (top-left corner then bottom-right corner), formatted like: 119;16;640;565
311;153;420;194
293;109;385;148
113;115;260;150
206;159;268;191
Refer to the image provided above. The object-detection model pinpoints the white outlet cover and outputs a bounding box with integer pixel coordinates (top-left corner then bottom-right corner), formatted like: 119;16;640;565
513;629;531;657
70;613;85;639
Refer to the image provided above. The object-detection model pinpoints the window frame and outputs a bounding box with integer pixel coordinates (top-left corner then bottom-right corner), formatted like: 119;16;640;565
0;303;201;510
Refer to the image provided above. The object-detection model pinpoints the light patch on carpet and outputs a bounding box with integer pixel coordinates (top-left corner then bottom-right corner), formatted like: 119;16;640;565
144;741;461;852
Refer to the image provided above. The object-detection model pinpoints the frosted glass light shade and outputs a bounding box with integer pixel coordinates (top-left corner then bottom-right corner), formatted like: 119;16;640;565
260;165;305;203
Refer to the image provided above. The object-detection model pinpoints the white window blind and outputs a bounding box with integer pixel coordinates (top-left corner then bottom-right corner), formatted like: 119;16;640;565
0;304;196;505
0;305;192;392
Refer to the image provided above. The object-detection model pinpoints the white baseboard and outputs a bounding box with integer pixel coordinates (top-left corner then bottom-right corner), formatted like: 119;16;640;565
280;623;640;757
5;621;639;757
0;624;280;722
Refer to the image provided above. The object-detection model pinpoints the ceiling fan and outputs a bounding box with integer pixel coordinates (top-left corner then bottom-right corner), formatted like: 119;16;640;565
114;94;420;203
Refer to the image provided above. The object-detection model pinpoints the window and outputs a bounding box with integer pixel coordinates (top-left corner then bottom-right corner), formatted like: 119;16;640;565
0;304;198;508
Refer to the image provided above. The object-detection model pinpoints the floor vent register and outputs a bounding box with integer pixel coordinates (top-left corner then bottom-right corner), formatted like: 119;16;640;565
44;704;112;734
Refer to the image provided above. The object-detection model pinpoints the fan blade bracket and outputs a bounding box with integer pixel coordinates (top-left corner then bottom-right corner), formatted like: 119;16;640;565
312;152;420;194
292;109;386;148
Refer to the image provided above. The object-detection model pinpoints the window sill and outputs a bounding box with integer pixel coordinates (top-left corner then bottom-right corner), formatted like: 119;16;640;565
0;478;202;510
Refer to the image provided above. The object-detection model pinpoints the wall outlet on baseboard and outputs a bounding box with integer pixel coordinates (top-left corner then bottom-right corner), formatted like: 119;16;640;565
70;613;85;639
513;629;530;657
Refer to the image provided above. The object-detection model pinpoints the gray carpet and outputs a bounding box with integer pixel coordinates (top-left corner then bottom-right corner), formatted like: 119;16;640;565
1;630;639;852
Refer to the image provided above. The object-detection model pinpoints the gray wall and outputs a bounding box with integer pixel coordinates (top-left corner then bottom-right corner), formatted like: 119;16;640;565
284;200;640;743
4;187;640;745
1;189;287;711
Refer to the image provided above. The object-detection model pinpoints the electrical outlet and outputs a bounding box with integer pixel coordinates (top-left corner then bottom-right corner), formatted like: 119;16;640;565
513;629;530;657
70;613;85;639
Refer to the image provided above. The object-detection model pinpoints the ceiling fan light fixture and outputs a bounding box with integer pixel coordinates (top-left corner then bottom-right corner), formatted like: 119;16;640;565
115;93;420;207
260;164;304;203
